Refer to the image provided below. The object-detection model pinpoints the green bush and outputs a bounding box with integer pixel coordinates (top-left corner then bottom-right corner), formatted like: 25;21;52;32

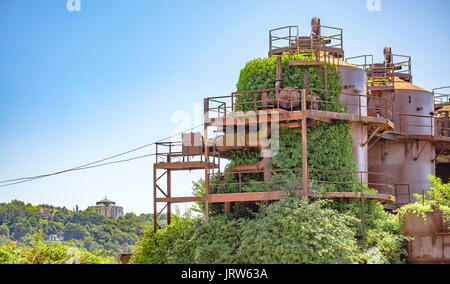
0;232;116;264
426;175;450;207
236;53;342;113
132;198;366;264
237;198;363;264
397;176;450;226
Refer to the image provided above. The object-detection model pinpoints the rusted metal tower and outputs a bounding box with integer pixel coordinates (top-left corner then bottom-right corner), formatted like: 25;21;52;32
152;18;397;236
346;50;450;209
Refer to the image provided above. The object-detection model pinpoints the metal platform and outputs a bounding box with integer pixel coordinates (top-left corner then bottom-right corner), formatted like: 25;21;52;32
155;161;218;171
155;190;395;205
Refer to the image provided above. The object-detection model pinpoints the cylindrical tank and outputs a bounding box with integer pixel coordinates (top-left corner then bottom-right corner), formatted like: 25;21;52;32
339;61;368;117
368;78;435;207
339;61;369;182
368;139;435;205
369;80;434;135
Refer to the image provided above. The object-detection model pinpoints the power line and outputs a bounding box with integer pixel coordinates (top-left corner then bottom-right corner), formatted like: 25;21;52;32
0;153;157;188
0;123;205;188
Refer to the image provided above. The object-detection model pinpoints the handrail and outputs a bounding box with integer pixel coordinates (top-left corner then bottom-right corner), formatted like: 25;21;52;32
155;140;205;163
396;112;450;138
269;24;343;58
347;54;412;87
433;87;450;106
210;167;394;195
345;55;374;71
269;26;299;54
205;87;394;123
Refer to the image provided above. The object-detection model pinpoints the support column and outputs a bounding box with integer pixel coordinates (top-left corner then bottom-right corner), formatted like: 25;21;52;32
167;169;171;226
275;56;283;89
203;107;210;223
302;72;309;196
224;202;232;213
153;165;158;232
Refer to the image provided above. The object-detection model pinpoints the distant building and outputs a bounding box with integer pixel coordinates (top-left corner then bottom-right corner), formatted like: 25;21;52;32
30;208;67;219
89;197;124;219
48;234;64;242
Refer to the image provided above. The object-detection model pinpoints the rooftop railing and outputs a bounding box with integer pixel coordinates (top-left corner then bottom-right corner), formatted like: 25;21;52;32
433;87;450;106
269;25;343;58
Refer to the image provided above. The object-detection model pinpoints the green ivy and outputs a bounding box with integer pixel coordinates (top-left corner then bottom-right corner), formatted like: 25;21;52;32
132;198;365;264
236;53;342;112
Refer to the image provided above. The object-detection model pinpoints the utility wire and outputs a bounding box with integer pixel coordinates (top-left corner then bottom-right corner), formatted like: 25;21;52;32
0;123;205;188
0;153;157;188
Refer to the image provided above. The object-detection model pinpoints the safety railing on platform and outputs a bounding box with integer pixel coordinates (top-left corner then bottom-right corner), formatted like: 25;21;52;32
397;113;450;138
345;55;374;71
392;54;412;80
346;54;412;88
436;111;450;138
269;25;343;58
367;64;396;88
434;87;450;106
209;167;394;196
269;26;299;56
204;87;394;123
312;25;343;56
155;141;204;164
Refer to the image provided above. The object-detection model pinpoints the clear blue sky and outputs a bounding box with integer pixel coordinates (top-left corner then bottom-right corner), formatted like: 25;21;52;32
0;0;449;214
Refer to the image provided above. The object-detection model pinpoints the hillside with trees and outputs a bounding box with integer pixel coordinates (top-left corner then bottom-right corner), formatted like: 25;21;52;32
0;200;166;253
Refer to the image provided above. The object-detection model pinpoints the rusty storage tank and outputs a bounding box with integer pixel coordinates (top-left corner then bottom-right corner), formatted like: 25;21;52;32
338;60;369;182
367;49;435;207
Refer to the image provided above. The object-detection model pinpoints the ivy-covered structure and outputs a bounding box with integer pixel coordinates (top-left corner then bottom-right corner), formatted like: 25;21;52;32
152;18;403;246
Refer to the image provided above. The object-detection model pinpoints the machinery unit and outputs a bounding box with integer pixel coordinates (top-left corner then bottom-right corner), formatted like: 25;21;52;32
347;49;450;208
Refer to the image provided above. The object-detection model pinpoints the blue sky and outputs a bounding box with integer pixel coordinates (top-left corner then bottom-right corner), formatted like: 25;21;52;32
0;0;449;214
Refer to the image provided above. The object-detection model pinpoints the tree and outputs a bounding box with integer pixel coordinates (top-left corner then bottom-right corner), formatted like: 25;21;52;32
0;224;9;236
63;223;89;241
426;175;450;207
12;218;33;241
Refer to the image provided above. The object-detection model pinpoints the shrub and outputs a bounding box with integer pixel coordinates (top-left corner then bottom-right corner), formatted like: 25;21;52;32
0;232;116;264
132;198;383;264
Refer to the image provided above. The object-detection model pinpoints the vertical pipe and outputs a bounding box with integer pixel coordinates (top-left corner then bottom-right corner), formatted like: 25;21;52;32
361;172;366;249
203;100;210;224
276;56;283;89
153;165;158;232
225;202;232;213
239;173;242;193
302;72;309;196
167;148;171;226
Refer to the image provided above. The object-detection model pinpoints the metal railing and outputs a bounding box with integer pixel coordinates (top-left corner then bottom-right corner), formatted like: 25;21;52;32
346;54;412;88
209;167;394;195
205;87;394;123
396;113;450;137
269;25;343;58
155;141;204;163
345;55;374;71
312;25;344;53
433;87;450;106
269;26;299;56
392;54;412;80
